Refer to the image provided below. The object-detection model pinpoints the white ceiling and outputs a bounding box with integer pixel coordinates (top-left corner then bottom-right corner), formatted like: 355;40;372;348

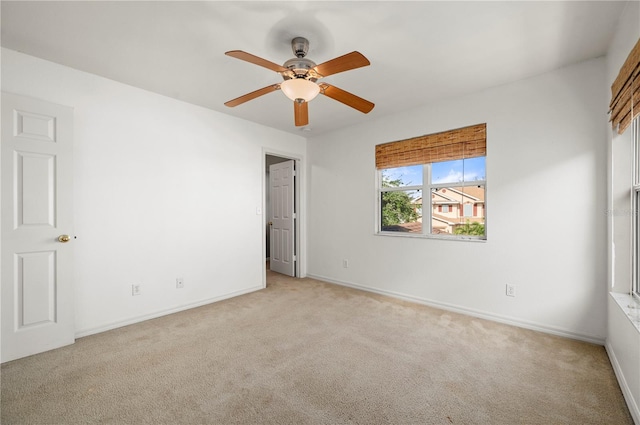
0;1;627;136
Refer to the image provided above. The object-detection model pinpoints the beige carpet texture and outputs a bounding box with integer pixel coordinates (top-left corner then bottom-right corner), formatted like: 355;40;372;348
1;270;634;424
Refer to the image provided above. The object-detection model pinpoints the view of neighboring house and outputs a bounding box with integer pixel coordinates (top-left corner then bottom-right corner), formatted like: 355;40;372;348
404;186;485;234
430;186;485;234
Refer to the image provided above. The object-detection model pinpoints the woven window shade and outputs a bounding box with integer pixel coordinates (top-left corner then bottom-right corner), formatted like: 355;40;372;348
375;123;486;169
610;38;640;135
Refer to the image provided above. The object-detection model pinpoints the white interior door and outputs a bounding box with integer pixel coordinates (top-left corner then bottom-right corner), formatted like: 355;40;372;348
1;92;75;363
269;160;295;277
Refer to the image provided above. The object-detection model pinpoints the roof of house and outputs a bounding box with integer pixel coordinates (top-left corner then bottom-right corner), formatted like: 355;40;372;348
381;222;422;233
383;214;484;234
431;186;485;203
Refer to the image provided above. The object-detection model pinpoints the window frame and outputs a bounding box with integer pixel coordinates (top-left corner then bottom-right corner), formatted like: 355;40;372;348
632;116;640;300
377;162;487;241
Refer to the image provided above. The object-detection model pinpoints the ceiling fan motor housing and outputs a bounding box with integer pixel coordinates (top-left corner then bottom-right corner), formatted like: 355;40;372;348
283;57;318;81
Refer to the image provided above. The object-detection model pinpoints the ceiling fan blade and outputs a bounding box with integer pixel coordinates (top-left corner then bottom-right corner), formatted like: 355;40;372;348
313;52;370;78
319;84;374;114
294;100;309;126
224;84;280;107
225;50;288;73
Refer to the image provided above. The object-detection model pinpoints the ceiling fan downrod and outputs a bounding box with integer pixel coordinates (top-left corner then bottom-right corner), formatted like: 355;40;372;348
291;37;309;58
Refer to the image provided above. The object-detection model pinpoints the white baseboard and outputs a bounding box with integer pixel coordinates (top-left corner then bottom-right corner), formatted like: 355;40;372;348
75;285;264;339
606;341;640;425
307;273;605;345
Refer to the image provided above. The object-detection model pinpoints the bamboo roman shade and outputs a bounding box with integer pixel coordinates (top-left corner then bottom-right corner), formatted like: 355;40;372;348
610;37;640;135
375;123;486;169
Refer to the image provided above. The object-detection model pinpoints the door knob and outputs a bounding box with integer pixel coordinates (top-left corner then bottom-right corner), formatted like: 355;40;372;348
268;222;273;226
58;235;71;243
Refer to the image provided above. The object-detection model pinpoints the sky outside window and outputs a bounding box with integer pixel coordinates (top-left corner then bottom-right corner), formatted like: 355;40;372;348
382;158;485;186
381;164;423;187
432;157;486;184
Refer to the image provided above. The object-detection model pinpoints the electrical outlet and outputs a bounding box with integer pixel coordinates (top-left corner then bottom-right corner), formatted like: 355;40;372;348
132;284;141;296
343;259;349;268
176;277;184;289
506;284;516;297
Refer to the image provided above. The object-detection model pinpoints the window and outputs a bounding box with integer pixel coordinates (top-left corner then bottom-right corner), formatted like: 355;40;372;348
377;124;487;240
380;165;423;234
633;117;640;298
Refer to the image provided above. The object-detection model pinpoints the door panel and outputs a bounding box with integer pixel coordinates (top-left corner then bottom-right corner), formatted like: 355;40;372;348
269;160;295;276
16;151;56;227
1;92;74;363
17;251;57;327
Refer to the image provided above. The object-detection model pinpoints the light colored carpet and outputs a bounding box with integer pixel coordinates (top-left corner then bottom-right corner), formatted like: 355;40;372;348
1;270;633;424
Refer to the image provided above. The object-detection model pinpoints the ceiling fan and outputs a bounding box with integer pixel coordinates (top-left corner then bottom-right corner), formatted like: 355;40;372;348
224;37;375;127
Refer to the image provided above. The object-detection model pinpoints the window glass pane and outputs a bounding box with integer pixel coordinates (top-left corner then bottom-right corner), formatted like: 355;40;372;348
381;189;422;233
381;165;423;188
431;185;485;236
432;160;463;184
463;157;486;182
431;157;486;184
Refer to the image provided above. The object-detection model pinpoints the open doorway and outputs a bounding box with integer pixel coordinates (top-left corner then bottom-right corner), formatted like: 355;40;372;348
265;154;300;281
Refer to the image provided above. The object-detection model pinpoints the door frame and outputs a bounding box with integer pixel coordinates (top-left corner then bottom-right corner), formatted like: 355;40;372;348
262;149;305;285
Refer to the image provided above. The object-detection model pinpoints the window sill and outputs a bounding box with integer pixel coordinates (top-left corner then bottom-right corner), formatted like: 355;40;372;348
610;292;640;333
375;231;487;242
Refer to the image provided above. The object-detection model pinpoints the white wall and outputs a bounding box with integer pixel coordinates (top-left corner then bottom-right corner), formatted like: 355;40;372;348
1;48;307;336
307;57;608;342
605;1;640;423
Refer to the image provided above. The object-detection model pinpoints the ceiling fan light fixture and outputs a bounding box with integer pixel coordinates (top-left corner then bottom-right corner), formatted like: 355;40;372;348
280;78;320;102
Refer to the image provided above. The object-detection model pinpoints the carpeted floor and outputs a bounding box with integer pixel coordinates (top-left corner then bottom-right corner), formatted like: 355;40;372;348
1;269;634;424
